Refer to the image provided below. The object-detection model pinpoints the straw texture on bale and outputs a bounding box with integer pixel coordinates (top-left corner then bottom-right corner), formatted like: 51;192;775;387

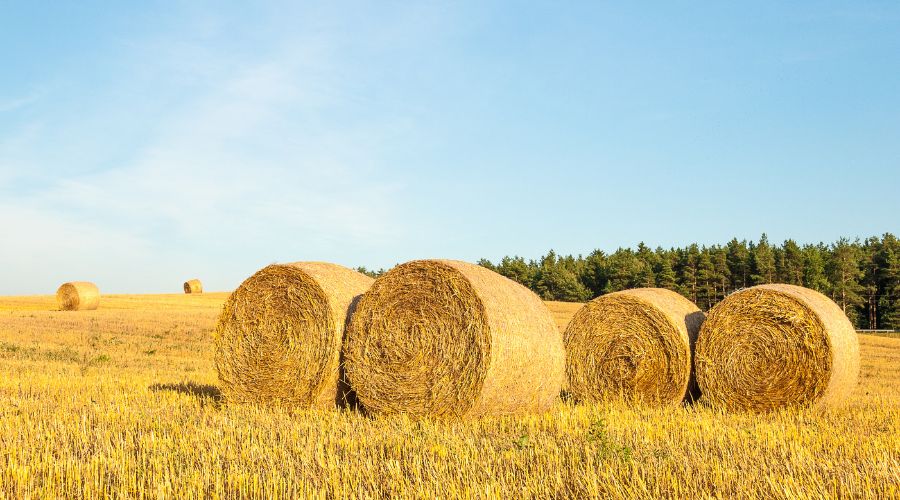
214;262;373;408
183;279;203;294
564;288;704;405
56;282;100;311
344;259;565;419
695;284;860;412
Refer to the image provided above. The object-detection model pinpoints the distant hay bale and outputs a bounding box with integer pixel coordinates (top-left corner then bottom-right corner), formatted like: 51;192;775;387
695;284;860;412
183;279;203;294
344;259;565;418
56;282;100;311
564;288;704;405
214;262;373;408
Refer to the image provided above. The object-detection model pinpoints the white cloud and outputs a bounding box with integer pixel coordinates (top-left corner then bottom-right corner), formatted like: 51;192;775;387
0;8;414;294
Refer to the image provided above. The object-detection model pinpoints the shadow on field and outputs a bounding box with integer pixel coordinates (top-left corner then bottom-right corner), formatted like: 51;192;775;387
150;382;223;407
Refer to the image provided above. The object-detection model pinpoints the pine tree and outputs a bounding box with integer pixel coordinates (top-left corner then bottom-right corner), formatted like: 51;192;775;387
677;245;700;303
496;256;534;287
876;233;900;329
697;250;717;310
802;244;829;292
655;252;678;291
712;247;731;300
635;242;657;287
541;250;558;269
476;259;496;271
726;238;750;289
782;239;804;285
579;250;607;298
533;265;590;302
773;245;786;283
604;249;647;292
751;234;776;284
860;237;881;329
827;238;865;326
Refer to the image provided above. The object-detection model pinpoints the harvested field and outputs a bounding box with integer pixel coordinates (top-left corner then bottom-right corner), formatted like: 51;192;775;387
0;294;897;497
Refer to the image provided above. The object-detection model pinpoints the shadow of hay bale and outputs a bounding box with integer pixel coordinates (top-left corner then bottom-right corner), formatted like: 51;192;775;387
685;310;706;403
337;294;364;411
150;382;222;407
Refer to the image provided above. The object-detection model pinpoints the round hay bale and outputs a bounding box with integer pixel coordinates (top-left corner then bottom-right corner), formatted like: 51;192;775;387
695;284;860;412
344;259;565;418
183;279;203;294
564;288;704;405
214;262;373;408
56;282;100;311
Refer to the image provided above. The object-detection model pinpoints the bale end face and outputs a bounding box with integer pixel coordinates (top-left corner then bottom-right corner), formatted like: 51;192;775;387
214;262;372;409
564;288;703;406
695;284;860;412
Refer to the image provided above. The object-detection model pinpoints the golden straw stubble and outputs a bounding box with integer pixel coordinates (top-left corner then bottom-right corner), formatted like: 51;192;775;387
214;262;373;408
695;284;860;412
56;281;100;311
344;259;565;419
564;288;704;405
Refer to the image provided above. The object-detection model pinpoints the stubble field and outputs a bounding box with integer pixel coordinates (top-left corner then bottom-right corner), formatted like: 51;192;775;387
0;294;898;498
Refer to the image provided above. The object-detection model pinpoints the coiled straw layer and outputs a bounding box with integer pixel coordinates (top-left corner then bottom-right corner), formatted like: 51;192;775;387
344;260;564;418
695;284;860;412
564;288;704;405
215;262;373;408
56;282;100;311
183;279;203;294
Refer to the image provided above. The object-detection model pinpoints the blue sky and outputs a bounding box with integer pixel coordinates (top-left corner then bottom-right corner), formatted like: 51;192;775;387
1;1;898;294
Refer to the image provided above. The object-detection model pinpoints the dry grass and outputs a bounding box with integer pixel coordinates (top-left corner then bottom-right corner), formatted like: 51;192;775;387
0;294;898;497
696;284;860;412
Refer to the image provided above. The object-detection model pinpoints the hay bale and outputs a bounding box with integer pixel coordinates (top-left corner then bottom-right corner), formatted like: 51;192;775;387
564;288;704;405
343;259;565;418
56;281;100;311
214;262;373;408
183;279;203;294
695;284;860;412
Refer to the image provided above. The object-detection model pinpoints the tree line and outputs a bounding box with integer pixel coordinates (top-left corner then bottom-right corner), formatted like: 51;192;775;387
356;233;900;330
472;234;899;330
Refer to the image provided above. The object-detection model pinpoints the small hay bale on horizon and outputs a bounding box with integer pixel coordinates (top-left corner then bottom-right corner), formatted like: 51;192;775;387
183;279;203;294
56;281;100;311
215;262;373;408
564;288;704;406
343;259;565;419
695;284;860;412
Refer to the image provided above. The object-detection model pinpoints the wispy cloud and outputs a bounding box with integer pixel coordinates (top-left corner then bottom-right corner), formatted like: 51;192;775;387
0;6;414;293
0;92;39;113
